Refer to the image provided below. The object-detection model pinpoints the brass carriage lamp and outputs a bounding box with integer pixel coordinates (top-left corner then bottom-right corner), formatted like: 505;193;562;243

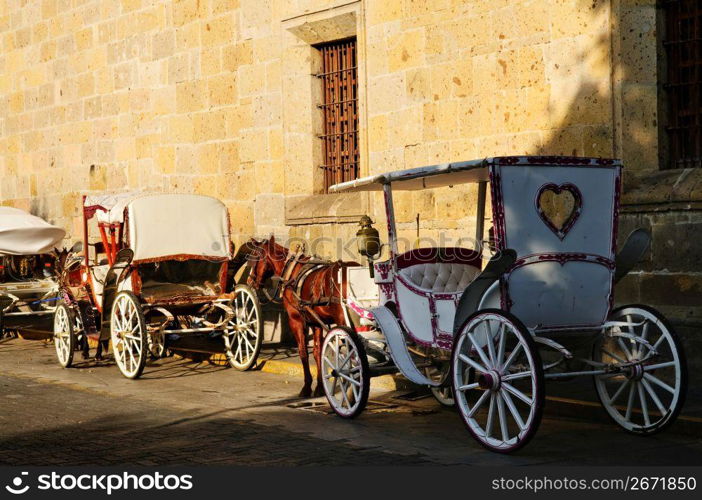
356;215;381;277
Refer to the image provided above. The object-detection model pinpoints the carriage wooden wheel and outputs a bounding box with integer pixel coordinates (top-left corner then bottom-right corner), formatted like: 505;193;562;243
593;305;687;435
321;327;370;418
223;284;263;371
452;310;544;453
53;302;76;368
110;291;147;379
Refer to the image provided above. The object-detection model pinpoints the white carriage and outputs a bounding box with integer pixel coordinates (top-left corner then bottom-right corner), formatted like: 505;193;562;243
53;193;263;378
322;156;687;453
0;207;66;338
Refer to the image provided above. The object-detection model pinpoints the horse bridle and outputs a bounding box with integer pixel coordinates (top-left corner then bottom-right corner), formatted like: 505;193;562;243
247;244;303;304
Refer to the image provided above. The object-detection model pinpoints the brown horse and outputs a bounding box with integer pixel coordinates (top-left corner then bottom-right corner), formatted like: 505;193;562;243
246;236;349;398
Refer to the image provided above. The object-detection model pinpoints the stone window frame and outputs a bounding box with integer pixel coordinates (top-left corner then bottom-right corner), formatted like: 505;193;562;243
280;1;369;226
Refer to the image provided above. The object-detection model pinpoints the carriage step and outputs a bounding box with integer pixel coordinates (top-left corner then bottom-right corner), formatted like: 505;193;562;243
370;306;440;387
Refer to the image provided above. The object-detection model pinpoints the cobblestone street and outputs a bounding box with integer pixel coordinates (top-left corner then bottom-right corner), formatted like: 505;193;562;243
2;338;702;466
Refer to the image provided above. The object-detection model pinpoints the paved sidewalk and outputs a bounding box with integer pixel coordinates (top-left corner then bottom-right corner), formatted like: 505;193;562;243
1;338;701;466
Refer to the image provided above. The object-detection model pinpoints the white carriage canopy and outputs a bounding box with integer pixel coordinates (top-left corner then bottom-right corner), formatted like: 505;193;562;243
0;207;66;255
328;159;489;192
86;193;231;263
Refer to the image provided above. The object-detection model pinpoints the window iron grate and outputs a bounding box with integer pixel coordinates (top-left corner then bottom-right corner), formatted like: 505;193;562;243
318;39;359;191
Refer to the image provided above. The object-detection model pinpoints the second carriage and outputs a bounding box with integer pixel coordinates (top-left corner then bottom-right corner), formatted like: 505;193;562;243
53;193;263;379
1;207;66;340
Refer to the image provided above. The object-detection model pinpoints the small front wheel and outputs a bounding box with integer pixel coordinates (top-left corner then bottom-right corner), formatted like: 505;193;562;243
452;309;544;453
53;302;76;368
223;284;263;371
147;331;167;359
321;327;370;419
424;364;455;407
110;291;147;379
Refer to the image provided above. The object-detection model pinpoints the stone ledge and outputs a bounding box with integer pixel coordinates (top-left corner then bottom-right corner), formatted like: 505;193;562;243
284;192;369;226
622;168;702;210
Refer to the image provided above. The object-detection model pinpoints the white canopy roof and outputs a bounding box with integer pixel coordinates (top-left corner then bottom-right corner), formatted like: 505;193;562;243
328;159;489;193
125;194;231;262
0;207;66;255
84;192;146;224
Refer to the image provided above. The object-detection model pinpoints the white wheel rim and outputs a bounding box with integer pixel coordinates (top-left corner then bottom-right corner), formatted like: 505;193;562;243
53;306;71;366
225;288;260;369
111;294;143;377
595;307;683;432
453;313;539;451
321;330;364;416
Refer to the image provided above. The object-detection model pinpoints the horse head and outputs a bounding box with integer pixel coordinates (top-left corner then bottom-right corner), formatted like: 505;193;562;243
245;236;289;290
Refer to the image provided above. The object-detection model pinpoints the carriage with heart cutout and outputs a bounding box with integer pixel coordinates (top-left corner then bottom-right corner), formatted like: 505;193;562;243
1;207;67;340
322;156;687;453
52;193;263;379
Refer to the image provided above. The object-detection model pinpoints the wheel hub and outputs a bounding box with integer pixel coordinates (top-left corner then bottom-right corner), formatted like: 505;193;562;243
477;370;501;391
627;362;644;381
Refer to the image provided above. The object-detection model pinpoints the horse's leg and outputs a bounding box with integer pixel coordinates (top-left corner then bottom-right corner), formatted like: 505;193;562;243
312;325;324;397
286;305;313;398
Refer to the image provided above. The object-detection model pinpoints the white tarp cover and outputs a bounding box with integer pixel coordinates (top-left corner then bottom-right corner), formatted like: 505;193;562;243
0;207;66;255
84;192;145;224
127;194;230;262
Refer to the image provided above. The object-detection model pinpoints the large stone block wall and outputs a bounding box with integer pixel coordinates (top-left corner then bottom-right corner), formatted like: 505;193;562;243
1;0;699;352
1;0;625;244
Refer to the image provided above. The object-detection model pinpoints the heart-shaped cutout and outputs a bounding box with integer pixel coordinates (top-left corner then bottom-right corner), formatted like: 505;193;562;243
536;183;582;240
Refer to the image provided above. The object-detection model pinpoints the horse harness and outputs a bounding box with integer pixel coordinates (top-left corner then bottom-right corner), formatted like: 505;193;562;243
270;248;345;331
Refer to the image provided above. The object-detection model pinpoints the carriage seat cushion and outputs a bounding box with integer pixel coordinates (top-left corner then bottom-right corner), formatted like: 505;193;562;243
399;262;480;293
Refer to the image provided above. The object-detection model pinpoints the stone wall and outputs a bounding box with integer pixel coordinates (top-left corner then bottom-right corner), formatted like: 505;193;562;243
1;1;699;363
1;0;623;244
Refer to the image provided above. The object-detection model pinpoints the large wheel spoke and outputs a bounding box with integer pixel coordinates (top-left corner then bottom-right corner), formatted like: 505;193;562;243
641;378;667;415
500;388;526;431
601;349;627;364
458;382;479;392
483;321;496;366
496;323;506;369
643;361;676;371
501;371;532;382
624;383;636;421
637;382;651;426
339;379;351;408
643;372;675;394
459;353;487;374
323;356;335;371
467;389;490;418
608;378;630;404
338;371;361;387
467;332;492;369
617;338;634;361
502;382;532;406
501;343;522;372
485;393;496;438
496;392;509;442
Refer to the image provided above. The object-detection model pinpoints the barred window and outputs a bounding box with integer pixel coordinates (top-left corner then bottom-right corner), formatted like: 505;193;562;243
664;0;702;168
317;38;359;192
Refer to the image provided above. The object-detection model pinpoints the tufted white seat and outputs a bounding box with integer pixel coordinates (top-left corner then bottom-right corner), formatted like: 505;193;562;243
399;263;479;293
